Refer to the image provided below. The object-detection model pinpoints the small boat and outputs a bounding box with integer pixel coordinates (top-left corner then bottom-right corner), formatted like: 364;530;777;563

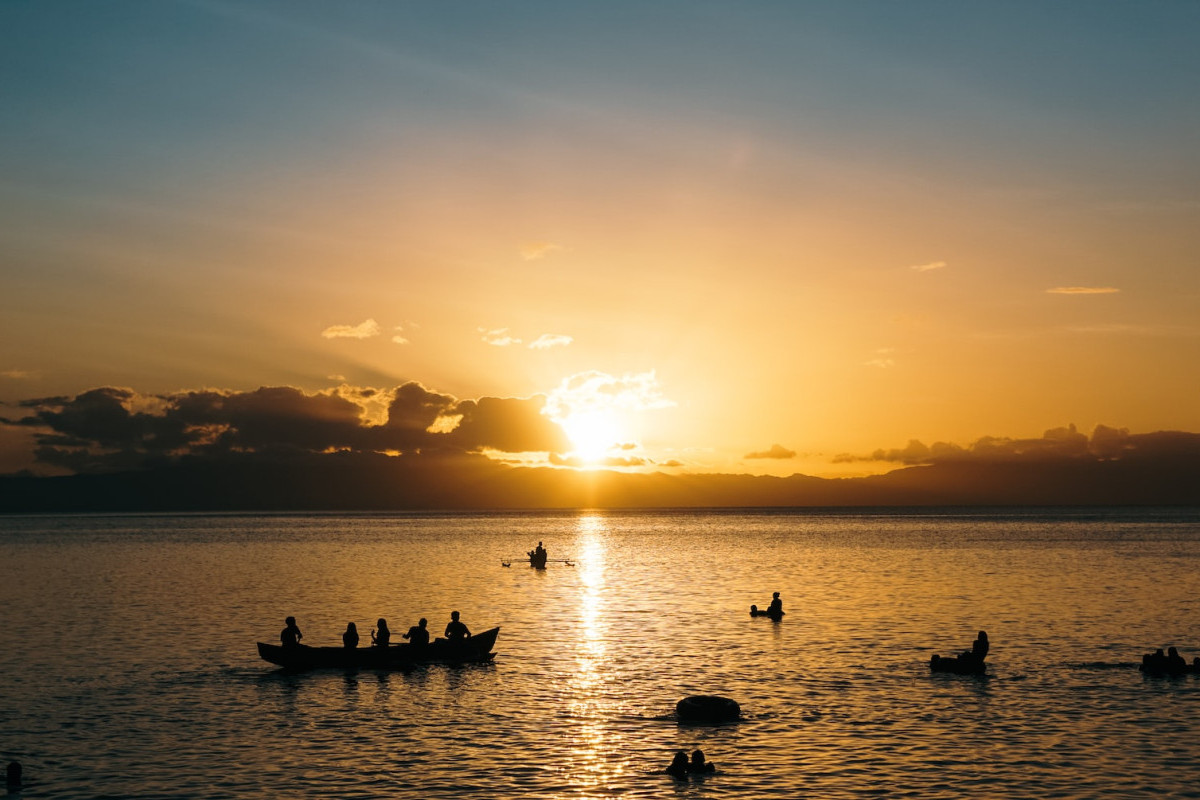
257;627;500;670
929;654;986;675
501;557;574;568
749;605;784;620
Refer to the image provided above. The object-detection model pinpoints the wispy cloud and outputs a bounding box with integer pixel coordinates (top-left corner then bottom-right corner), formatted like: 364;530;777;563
865;348;896;368
745;444;796;460
321;318;381;339
479;327;521;347
521;242;563;261
911;260;947;272
391;326;409;345
528;334;573;350
1046;286;1120;295
1;370;33;379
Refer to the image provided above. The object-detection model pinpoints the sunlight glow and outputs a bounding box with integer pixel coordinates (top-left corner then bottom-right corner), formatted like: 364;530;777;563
560;410;621;463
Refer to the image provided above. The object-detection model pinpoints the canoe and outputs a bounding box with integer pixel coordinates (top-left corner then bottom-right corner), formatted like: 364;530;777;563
257;626;500;670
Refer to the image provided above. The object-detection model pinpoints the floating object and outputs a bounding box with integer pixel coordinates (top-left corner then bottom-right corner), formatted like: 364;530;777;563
675;695;741;723
501;558;575;568
929;654;986;675
257;627;500;670
749;604;784;620
6;761;21;790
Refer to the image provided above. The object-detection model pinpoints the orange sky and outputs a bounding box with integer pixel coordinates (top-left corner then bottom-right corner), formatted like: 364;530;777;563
2;2;1198;481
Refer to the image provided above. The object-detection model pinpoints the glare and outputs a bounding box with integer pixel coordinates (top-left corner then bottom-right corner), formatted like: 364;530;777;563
560;410;621;463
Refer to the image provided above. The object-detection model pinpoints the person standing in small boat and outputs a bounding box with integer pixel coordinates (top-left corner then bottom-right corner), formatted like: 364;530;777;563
372;618;391;647
403;617;430;646
445;610;471;641
342;622;359;649
280;616;303;648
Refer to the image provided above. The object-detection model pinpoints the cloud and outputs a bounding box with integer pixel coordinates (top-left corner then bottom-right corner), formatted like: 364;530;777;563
528;334;573;350
1;370;34;379
1046;287;1120;295
4;381;574;473
520;242;563;261
321;318;381;339
911;261;947;272
479;327;521;346
745;444;796;460
865;358;896;368
542;370;675;424
391;326;410;345
828;423;1193;467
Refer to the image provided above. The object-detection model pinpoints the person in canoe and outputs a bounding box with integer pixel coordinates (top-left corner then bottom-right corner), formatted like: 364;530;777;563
445;610;471;641
280;616;303;648
343;622;359;649
403;617;430;646
371;618;391;647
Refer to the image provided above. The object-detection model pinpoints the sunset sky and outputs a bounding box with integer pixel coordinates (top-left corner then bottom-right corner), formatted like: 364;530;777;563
2;1;1198;483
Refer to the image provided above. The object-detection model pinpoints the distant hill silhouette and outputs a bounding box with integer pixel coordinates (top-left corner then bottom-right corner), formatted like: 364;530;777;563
1;449;1197;512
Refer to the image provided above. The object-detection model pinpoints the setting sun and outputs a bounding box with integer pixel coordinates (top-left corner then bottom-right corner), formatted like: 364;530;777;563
559;410;621;463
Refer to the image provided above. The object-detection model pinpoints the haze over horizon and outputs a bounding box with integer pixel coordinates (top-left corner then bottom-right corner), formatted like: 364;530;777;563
2;2;1198;506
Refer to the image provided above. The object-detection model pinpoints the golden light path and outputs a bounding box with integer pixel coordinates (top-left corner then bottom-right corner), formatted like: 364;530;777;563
565;514;622;791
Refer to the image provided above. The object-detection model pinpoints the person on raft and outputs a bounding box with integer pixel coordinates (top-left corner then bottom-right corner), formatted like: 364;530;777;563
403;617;430;646
688;749;716;774
445;610;471;641
342;621;359;649
280;616;303;648
371;618;391;647
768;592;783;617
665;751;689;779
960;630;989;665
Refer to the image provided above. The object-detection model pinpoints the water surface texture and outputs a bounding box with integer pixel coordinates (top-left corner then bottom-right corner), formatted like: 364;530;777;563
2;509;1199;799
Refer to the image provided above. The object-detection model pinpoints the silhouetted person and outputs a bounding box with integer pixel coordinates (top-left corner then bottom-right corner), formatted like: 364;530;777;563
963;630;989;664
372;618;391;647
445;610;471;641
1167;646;1187;670
280;616;303;648
665;750;689;779
343;622;359;649
403;617;430;646
6;761;21;791
767;591;783;619
688;749;715;774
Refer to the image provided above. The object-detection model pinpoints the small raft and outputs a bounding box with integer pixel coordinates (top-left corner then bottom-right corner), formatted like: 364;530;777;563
676;695;741;723
929;654;986;675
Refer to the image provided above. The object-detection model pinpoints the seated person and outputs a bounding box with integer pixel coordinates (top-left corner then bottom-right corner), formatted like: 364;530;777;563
665;750;689;779
371;618;391;647
342;622;359;649
767;592;783;617
960;631;989;665
688;749;715;774
280;616;303;648
445;610;471;641
403;617;430;646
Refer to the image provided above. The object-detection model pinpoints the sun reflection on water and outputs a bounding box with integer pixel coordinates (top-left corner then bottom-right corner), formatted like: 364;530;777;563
566;514;624;790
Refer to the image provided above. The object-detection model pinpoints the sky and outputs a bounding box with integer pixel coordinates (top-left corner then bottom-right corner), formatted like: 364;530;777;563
1;0;1198;485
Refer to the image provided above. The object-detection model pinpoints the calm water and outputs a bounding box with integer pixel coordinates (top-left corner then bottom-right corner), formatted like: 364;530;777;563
1;508;1199;799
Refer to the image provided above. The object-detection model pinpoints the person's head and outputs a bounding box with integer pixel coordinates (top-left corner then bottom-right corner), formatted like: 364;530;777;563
773;592;780;599
538;541;543;546
451;610;460;621
671;751;688;766
1156;648;1165;657
418;617;427;628
1169;646;1179;657
377;618;388;628
977;631;988;641
691;749;706;764
285;616;296;626
347;622;357;631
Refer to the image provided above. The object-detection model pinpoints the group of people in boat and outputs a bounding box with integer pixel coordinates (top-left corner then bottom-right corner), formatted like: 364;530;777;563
929;630;989;673
1140;646;1199;675
280;612;472;649
665;749;715;779
528;541;548;566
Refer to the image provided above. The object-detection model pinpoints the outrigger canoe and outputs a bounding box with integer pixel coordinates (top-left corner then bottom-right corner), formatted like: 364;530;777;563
257;627;500;670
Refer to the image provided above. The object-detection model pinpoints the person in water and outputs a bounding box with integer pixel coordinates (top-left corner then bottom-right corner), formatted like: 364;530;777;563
688;749;715;774
961;630;989;665
445;610;471;640
665;750;689;779
768;592;783;617
372;618;391;647
342;622;359;649
280;616;303;648
403;617;430;646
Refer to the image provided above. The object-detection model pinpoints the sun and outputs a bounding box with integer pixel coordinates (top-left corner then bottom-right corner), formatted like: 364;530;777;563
559;410;621;463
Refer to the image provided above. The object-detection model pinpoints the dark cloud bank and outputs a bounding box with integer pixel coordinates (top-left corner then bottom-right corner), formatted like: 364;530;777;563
1;387;1198;511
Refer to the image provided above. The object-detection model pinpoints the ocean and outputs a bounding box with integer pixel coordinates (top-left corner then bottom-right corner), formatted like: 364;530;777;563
1;508;1198;799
